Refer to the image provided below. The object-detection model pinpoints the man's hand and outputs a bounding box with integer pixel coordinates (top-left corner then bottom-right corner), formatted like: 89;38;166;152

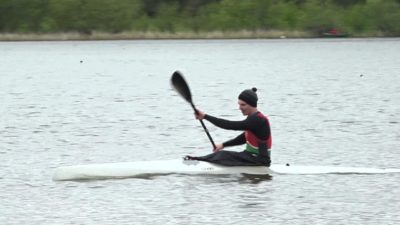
194;109;205;120
213;143;224;152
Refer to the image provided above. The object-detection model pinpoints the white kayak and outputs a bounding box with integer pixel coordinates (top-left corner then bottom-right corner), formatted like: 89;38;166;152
52;159;400;181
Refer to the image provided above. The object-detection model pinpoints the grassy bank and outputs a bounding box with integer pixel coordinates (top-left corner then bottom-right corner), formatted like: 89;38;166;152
1;30;394;41
0;30;314;41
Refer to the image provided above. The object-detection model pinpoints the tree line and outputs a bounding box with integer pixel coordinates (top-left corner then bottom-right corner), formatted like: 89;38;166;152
0;0;399;37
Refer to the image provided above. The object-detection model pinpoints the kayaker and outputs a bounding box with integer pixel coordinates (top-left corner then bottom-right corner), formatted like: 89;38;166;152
185;87;272;167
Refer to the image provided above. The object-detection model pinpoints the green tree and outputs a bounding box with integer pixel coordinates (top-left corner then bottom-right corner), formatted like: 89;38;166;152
197;0;271;31
47;0;143;34
0;0;50;32
266;1;301;30
364;0;400;36
297;0;342;34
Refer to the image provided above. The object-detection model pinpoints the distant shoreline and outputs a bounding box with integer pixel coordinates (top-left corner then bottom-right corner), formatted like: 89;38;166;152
0;30;392;41
0;30;309;41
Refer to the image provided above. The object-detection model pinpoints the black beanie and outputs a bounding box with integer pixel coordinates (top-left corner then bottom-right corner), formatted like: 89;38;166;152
238;87;258;107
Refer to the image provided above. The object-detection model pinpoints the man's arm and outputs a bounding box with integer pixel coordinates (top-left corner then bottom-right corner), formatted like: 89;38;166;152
223;133;246;147
204;114;259;131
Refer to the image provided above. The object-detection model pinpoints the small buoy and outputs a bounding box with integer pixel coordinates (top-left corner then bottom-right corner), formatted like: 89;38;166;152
286;163;290;166
80;60;83;63
360;74;363;77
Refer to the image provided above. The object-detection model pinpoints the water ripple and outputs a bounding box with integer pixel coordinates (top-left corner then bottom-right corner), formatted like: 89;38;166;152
1;39;400;225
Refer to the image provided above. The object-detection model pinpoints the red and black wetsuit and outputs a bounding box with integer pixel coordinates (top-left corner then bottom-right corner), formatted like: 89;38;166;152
191;112;272;166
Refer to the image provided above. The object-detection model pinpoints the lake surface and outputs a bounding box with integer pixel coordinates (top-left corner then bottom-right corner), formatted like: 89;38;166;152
1;38;399;224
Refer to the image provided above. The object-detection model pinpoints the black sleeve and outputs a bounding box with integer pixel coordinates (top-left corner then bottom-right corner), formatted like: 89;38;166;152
223;133;246;147
204;114;260;131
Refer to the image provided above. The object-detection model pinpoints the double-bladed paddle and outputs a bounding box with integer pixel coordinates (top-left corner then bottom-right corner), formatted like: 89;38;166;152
171;71;216;149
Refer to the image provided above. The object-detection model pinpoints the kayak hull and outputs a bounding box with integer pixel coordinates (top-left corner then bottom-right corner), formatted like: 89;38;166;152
52;159;400;181
52;159;272;181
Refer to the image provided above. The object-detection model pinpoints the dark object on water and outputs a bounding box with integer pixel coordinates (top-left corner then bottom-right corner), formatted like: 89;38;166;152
321;28;349;38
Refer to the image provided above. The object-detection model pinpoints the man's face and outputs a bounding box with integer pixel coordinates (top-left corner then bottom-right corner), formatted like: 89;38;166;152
238;99;252;116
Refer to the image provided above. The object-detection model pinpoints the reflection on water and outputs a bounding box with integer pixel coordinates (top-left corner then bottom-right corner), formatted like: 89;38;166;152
53;172;274;184
239;174;273;184
153;173;273;184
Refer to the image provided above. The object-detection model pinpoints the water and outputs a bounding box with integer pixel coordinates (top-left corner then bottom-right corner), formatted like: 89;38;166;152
1;38;400;224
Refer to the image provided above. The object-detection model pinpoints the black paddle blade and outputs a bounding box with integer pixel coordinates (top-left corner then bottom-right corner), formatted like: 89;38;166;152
171;71;192;103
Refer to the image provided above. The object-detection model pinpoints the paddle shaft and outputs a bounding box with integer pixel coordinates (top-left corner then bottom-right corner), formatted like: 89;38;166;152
190;102;216;149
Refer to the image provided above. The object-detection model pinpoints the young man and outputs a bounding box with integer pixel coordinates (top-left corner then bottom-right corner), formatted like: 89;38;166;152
186;87;272;167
